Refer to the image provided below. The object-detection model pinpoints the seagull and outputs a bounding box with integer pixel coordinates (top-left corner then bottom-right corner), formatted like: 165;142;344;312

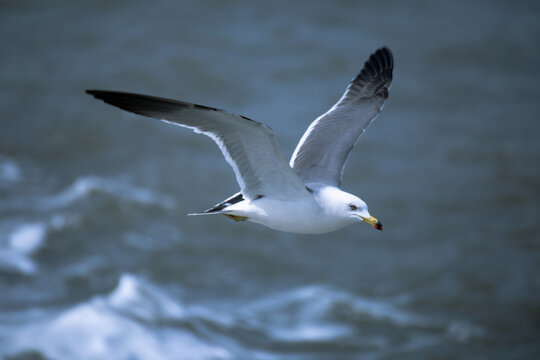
86;47;393;234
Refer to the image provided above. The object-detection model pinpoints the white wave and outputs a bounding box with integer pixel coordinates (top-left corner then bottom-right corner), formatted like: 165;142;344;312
0;215;78;275
2;278;485;359
46;175;176;209
8;274;231;360
107;273;186;322
15;302;231;360
13;176;176;211
239;285;484;345
239;285;425;342
0;249;37;274
0;157;21;183
446;320;485;342
9;222;46;255
0;222;47;275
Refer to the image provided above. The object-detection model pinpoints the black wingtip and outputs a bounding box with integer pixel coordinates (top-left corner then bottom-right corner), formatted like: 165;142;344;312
362;47;393;79
85;89;104;97
84;89;193;118
372;47;393;70
85;89;263;126
85;89;119;103
85;89;98;98
349;47;393;97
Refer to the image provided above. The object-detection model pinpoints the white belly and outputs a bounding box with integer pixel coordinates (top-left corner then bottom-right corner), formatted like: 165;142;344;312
225;197;350;234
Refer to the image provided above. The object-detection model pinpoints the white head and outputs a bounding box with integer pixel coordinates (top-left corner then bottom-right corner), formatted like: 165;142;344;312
315;187;383;231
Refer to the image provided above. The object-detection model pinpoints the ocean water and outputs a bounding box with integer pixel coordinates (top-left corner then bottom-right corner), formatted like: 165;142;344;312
1;1;539;359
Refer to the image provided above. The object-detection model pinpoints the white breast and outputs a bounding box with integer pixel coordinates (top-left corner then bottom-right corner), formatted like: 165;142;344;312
225;195;351;234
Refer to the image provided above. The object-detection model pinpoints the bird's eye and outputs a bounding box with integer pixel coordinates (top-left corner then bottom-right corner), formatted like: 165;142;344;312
349;204;357;211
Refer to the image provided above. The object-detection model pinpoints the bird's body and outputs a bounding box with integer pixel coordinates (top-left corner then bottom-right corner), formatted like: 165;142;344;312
86;47;393;234
216;186;363;234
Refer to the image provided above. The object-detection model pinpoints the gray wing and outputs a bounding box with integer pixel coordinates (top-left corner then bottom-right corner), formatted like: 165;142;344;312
289;47;393;187
86;90;309;200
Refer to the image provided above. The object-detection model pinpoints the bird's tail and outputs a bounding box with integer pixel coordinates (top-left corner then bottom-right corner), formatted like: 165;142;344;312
187;192;245;217
187;211;222;216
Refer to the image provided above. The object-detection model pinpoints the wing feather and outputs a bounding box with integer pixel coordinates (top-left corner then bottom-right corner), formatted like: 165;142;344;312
86;90;309;200
290;47;393;187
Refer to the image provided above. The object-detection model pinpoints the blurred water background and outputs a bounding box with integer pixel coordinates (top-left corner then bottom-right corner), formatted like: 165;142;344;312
1;1;539;359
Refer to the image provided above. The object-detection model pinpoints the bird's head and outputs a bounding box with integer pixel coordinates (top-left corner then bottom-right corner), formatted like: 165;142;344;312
316;187;383;231
344;195;383;231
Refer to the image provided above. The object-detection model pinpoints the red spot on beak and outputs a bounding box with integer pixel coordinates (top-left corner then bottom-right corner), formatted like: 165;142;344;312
374;221;383;231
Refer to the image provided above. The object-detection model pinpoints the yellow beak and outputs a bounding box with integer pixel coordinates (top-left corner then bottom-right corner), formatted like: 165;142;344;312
361;215;383;231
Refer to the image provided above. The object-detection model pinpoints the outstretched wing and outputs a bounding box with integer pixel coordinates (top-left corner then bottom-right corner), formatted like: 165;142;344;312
290;47;393;187
86;90;309;200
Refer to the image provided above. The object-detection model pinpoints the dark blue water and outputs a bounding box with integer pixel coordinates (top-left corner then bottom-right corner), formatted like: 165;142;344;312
1;1;539;359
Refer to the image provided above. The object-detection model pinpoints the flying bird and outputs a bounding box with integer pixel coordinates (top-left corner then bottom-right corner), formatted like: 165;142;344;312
86;47;393;234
